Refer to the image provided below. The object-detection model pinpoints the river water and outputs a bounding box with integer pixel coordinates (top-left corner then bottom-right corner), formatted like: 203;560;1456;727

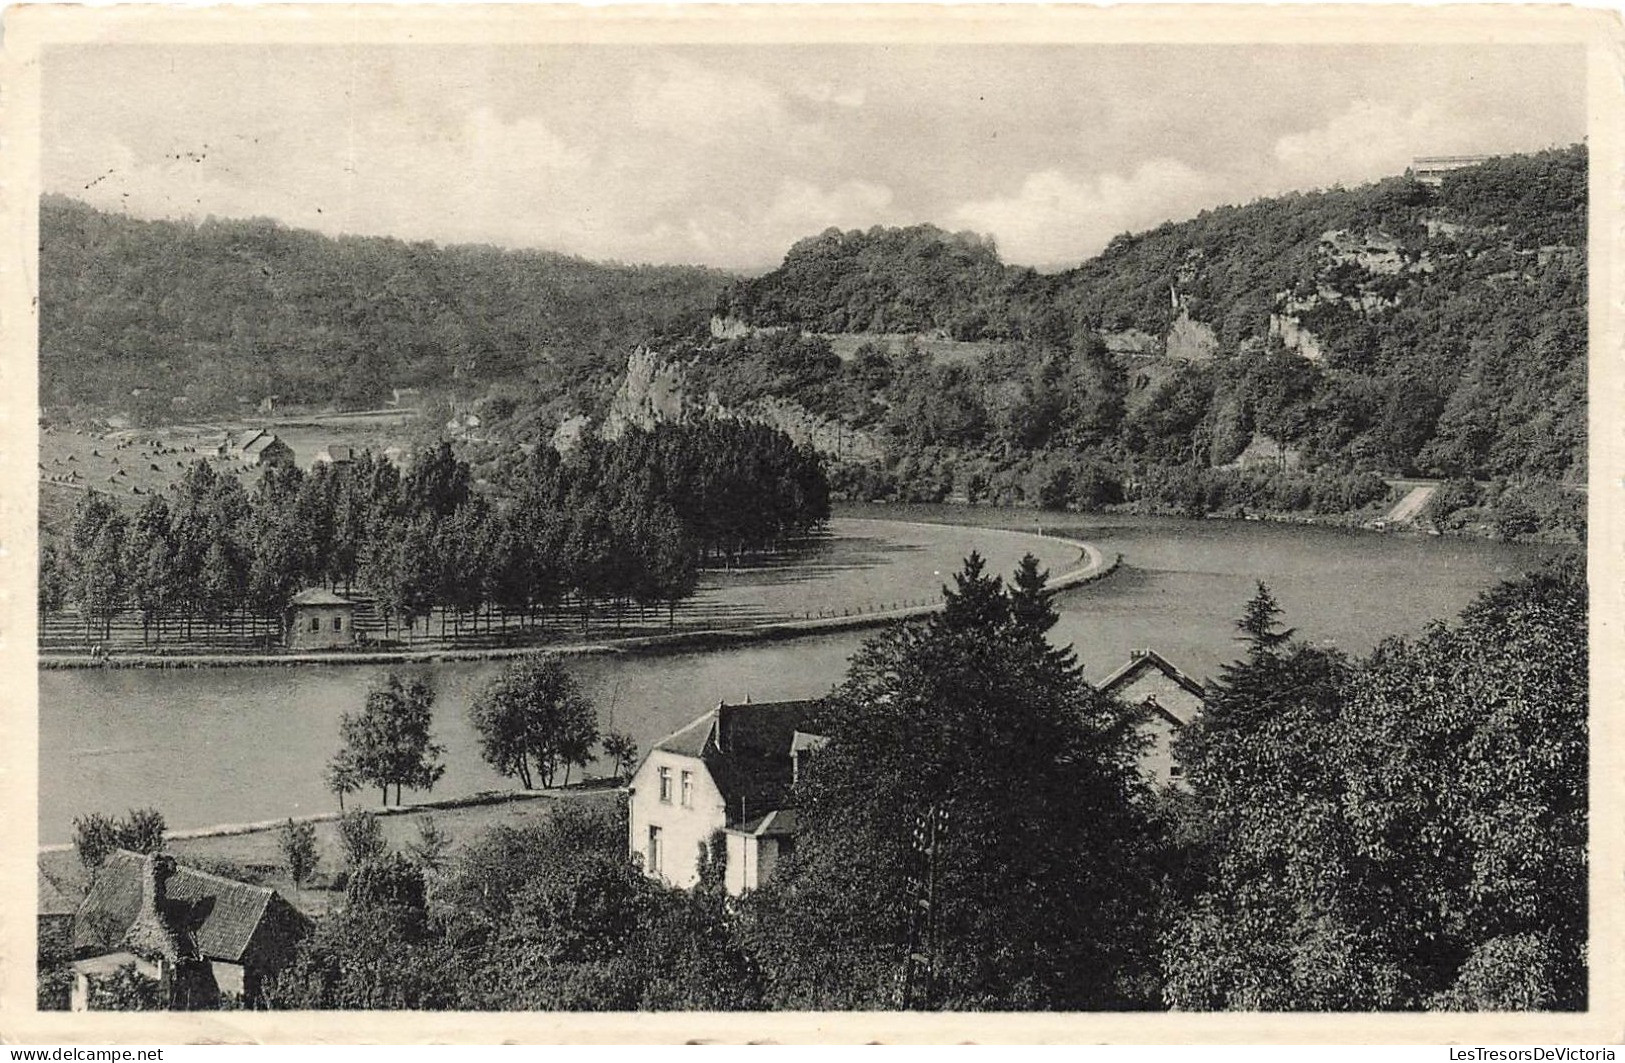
37;506;1546;843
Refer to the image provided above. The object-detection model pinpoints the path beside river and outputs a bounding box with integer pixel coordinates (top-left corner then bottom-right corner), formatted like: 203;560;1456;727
40;519;1110;670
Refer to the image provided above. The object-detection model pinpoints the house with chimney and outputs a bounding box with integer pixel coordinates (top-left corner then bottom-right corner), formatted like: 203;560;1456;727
70;851;311;1010
628;699;825;895
1099;649;1208;789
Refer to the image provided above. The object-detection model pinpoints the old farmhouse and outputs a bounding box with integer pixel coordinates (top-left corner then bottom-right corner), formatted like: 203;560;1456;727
1100;648;1208;788
629;699;825;895
219;429;294;469
70;851;311;1010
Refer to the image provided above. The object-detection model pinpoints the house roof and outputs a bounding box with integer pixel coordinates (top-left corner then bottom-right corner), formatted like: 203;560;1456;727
648;699;822;828
653;708;718;759
74;851;308;966
39;866;82;917
1098;650;1207;726
241;433;283;457
289;588;353;607
318;444;354;462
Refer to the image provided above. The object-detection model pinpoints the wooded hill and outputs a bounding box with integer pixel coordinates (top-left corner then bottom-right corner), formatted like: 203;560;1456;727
38;195;729;417
701;146;1586;535
39;146;1587;536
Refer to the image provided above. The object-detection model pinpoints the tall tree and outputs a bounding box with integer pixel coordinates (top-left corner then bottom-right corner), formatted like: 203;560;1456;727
467;658;599;789
740;554;1162;1010
335;672;446;806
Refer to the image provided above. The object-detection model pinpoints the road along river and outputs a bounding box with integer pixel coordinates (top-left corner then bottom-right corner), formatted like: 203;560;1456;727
37;507;1546;842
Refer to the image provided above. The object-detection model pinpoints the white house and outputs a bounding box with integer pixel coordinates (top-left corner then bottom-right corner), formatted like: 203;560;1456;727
1099;649;1207;789
628;699;822;895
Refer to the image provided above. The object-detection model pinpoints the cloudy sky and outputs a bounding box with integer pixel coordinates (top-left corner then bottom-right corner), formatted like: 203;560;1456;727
43;44;1586;270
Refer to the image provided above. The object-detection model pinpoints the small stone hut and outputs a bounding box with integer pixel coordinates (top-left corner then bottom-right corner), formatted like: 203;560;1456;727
287;588;357;650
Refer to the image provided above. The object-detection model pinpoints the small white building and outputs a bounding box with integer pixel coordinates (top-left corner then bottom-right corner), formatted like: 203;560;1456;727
1099;649;1207;789
628;699;822;895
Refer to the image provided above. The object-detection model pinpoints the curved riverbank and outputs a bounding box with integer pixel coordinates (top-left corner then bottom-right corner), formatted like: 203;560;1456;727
38;523;1116;671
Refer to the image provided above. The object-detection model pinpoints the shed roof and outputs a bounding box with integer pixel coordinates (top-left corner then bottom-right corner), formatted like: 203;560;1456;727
289;588;354;607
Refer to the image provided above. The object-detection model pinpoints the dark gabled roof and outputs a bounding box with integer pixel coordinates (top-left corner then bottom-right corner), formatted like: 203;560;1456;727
653;708;717;759
1098;649;1207;727
1099;650;1206;700
649;700;821;828
74;851;309;966
241;433;283;457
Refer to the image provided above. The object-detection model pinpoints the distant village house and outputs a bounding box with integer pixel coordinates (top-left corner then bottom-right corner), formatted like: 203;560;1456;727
629;699;824;895
312;443;354;466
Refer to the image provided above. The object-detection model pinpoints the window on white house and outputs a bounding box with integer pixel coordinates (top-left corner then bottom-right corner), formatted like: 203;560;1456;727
680;770;693;808
658;767;673;803
648;825;663;874
333;616;343;631
309;617;320;632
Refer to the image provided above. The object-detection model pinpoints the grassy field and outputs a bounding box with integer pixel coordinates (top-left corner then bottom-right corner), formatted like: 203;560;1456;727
40;786;622;919
38;411;420;537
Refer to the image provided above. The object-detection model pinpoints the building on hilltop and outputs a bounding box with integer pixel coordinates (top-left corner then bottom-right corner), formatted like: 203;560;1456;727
70;850;311;1010
1409;155;1491;186
629;698;825;895
1099;649;1207;789
313;443;354;466
286;588;356;650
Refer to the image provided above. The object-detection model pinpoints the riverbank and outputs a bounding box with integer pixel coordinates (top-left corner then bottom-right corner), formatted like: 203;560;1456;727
39;784;622;918
39;522;1115;670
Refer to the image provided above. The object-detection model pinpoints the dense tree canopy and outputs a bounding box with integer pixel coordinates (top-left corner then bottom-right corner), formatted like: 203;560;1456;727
737;553;1164;1010
1164;558;1587;1010
39;196;728;417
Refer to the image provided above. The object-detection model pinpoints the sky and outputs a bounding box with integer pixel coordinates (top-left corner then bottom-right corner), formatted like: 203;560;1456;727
43;44;1587;271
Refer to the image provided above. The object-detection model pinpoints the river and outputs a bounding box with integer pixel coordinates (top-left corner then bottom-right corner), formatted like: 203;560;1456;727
37;506;1547;843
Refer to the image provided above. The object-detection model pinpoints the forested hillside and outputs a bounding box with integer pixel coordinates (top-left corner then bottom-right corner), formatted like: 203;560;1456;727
714;225;1049;339
39;146;1587;539
704;146;1586;538
38;195;729;417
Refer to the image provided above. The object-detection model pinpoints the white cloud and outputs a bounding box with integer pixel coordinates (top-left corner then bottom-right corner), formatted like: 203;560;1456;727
950;160;1216;266
1271;100;1460;190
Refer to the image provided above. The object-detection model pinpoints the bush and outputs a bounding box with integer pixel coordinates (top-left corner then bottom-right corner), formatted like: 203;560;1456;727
339;810;387;871
280;818;320;888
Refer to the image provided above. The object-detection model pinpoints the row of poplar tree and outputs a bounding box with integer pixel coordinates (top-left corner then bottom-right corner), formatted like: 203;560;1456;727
41;419;830;644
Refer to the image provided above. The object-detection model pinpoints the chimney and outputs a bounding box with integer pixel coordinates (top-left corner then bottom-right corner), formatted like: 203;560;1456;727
122;853;188;963
1131;649;1147;659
